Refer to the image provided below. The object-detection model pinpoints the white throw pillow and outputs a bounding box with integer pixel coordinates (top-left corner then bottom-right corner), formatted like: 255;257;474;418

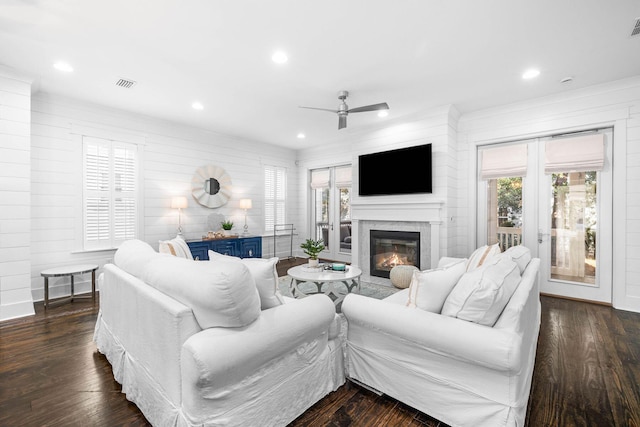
114;239;158;279
500;245;532;274
441;256;521;326
406;259;467;313
208;250;285;310
466;243;501;272
143;255;261;328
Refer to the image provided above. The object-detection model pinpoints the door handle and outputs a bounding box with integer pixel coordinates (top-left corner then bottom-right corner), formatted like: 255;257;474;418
538;231;549;244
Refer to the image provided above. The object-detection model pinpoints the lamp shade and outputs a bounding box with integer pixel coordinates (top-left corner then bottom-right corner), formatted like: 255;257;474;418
239;198;252;210
171;196;188;209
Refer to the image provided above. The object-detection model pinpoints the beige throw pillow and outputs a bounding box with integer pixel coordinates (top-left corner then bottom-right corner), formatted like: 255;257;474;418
406;259;467;313
466;243;501;272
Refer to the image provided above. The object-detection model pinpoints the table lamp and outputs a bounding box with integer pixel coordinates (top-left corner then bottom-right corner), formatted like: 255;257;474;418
239;198;252;235
171;196;188;237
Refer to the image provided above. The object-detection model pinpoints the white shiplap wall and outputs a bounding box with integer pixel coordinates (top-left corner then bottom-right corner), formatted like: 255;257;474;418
29;93;298;304
457;76;640;313
296;105;459;261
0;68;35;321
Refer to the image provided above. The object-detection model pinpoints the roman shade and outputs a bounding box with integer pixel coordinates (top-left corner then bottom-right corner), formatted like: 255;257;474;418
480;144;528;180
310;168;330;189
544;133;604;174
334;165;352;188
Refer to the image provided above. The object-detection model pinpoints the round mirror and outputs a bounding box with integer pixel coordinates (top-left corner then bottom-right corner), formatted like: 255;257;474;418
191;165;232;208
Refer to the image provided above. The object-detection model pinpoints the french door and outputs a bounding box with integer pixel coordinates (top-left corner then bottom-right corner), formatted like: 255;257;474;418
478;129;613;303
310;165;352;263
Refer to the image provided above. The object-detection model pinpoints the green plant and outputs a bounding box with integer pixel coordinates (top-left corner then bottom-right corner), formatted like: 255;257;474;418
221;220;234;230
300;238;325;260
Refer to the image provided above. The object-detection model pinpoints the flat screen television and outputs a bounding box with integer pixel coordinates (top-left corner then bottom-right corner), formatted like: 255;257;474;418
358;143;432;196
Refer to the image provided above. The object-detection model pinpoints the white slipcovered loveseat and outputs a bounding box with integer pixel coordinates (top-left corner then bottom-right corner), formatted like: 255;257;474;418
93;239;345;427
342;245;541;427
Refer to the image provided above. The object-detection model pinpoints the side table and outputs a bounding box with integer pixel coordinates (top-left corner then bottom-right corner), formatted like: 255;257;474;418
40;264;99;309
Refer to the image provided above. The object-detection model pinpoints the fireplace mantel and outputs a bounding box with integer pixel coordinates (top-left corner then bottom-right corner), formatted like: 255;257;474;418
351;198;444;222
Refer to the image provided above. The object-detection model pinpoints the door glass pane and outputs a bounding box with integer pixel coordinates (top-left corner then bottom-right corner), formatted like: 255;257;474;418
487;177;523;250
339;187;351;254
550;172;596;284
314;188;330;248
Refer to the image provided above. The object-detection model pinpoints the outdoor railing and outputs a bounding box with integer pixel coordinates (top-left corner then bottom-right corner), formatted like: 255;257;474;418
496;226;522;251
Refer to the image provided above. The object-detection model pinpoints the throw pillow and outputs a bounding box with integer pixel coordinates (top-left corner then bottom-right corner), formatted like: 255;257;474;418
500;245;532;274
114;239;158;279
143;255;261;329
159;237;193;259
406;259;467;313
208;250;285;310
441;256;521;326
466;243;501;272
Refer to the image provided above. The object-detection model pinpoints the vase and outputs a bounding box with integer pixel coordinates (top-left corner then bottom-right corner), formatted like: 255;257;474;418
308;258;319;268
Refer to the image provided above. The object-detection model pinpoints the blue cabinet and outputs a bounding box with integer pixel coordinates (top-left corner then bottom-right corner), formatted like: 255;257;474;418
186;236;262;260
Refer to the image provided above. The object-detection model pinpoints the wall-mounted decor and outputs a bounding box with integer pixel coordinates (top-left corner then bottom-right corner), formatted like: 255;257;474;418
191;165;232;208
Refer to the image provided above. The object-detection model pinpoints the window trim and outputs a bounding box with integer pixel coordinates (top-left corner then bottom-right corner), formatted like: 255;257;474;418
264;164;287;234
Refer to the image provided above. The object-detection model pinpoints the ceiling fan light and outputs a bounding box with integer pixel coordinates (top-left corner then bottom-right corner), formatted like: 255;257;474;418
378;110;388;118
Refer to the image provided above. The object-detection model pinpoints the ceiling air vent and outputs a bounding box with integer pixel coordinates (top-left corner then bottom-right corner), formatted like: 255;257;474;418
115;78;137;89
632;17;640;37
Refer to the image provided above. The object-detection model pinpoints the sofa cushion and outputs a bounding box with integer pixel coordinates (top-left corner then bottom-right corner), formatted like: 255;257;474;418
406;259;467;313
442;256;521;326
466;243;501;272
114;239;158;278
208;250;285;310
500;245;532;274
143;255;261;329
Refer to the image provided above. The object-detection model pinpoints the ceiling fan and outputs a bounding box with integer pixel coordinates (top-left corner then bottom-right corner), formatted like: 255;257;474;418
300;90;389;130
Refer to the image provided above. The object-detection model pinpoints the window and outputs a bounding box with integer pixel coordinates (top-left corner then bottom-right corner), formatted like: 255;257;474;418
83;136;139;250
264;165;287;233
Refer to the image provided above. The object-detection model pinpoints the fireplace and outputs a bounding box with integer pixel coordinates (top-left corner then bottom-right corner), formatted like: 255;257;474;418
370;230;420;278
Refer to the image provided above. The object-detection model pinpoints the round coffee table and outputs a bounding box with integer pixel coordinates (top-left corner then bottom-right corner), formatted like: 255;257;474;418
287;264;362;311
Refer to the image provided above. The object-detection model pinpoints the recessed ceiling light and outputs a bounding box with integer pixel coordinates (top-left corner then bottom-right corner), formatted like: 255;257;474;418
522;69;540;80
53;61;73;72
377;111;389;118
297;133;305;139
272;51;288;64
192;102;204;110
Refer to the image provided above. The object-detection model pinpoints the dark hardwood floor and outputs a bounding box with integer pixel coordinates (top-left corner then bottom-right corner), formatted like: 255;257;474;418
2;263;639;426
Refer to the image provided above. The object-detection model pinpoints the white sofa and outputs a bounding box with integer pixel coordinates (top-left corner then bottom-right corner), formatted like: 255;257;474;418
94;239;345;427
342;248;541;427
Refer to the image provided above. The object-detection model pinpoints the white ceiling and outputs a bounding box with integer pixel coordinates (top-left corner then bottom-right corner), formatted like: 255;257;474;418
1;0;639;149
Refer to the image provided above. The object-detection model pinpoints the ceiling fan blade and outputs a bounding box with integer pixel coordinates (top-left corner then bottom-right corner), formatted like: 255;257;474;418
338;115;347;130
299;106;339;113
347;102;389;113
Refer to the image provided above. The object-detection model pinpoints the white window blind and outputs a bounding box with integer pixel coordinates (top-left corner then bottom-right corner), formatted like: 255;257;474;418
310;168;330;189
83;136;138;250
544;133;604;174
264;165;287;233
480;144;528;180
335;165;352;187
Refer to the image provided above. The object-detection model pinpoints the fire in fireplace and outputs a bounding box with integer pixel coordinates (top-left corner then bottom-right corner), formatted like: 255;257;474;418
370;230;420;278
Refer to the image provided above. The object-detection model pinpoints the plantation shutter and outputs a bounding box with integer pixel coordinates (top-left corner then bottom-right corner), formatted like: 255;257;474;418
335;165;352;188
83;136;138;250
480;144;528;180
544;133;604;174
264;165;287;232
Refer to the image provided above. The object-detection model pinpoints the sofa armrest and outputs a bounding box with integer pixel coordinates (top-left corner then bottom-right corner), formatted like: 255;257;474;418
342;293;522;372
181;294;335;390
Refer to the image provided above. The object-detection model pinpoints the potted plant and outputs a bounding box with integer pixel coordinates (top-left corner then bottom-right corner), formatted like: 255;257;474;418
221;220;234;236
300;238;325;267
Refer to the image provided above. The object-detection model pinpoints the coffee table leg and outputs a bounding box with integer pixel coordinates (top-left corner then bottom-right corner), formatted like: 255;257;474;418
70;274;75;302
92;270;96;301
